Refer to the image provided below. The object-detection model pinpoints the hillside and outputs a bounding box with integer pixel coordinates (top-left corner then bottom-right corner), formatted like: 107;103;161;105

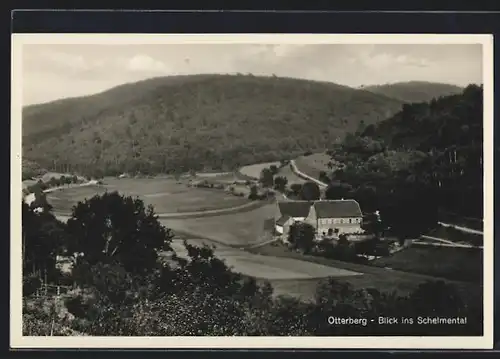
363;81;463;104
22;158;47;180
328;84;483;232
22;74;404;177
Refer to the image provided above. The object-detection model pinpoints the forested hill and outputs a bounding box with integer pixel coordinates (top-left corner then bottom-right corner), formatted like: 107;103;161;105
328;84;483;231
362;81;464;104
22;74;404;177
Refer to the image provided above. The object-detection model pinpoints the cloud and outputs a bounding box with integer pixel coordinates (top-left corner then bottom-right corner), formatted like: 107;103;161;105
126;54;170;73
40;51;89;71
394;55;430;68
356;50;431;71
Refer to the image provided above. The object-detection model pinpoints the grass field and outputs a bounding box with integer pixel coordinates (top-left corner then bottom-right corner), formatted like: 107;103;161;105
248;242;482;302
370;245;483;283
294;153;332;182
47;177;250;214
195;172;242;184
427;225;483;247
160;203;277;247
239;161;281;179
166;237;362;301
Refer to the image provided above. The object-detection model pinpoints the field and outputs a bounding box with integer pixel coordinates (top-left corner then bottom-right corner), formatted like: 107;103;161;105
160;203;277;247
195;172;246;184
46;177;250;214
427;225;483;247
239;161;281;179
294;153;332;182
168;237;362;301
370;244;483;283
248;242;482;303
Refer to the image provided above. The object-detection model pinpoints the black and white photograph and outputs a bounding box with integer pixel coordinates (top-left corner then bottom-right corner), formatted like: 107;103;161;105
11;34;493;349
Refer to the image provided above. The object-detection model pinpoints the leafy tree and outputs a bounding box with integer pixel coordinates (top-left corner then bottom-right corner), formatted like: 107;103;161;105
259;168;274;188
22;202;66;284
318;171;329;184
288;222;316;254
65;192;173;274
290;183;303;197
300;181;321;201
269;165;279;176
325;182;353;200
273;176;288;192
248;185;259;200
48;177;58;188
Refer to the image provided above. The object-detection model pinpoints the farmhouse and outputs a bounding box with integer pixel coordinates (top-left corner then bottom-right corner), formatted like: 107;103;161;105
274;200;312;234
275;199;363;237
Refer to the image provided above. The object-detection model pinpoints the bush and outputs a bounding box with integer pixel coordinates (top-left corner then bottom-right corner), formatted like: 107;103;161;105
23;275;42;296
65;294;93;319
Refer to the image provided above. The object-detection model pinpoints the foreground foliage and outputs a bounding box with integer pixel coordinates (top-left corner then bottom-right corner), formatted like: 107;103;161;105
22;194;482;336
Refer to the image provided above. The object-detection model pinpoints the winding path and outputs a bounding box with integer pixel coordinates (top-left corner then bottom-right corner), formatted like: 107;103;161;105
289;159;328;188
438;221;483;235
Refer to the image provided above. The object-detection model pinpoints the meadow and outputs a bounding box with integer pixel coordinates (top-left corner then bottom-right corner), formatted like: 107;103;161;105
239;161;281;179
294;153;332;181
167;237;362;302
46;177;251;214
427;225;483;247
248;242;482;303
370;244;483;283
160;203;277;247
370;245;483;283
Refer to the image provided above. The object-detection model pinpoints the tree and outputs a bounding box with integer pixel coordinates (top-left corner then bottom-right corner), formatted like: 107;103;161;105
259;168;274;188
269;165;279;176
274;176;288;192
22;202;66;284
248;185;259;200
48;177;58;188
288;222;316;254
64;176;73;185
318;171;329;184
290;183;303;197
325;182;352;200
66;191;174;274
300;181;321;201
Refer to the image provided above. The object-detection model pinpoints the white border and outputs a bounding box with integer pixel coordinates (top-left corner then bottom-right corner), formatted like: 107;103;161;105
10;33;494;349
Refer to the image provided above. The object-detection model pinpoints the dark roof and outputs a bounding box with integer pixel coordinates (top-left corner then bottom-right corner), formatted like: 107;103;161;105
277;201;312;218
313;200;362;218
275;215;291;226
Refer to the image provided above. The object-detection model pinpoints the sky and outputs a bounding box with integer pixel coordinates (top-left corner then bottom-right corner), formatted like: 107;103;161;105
21;43;483;106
